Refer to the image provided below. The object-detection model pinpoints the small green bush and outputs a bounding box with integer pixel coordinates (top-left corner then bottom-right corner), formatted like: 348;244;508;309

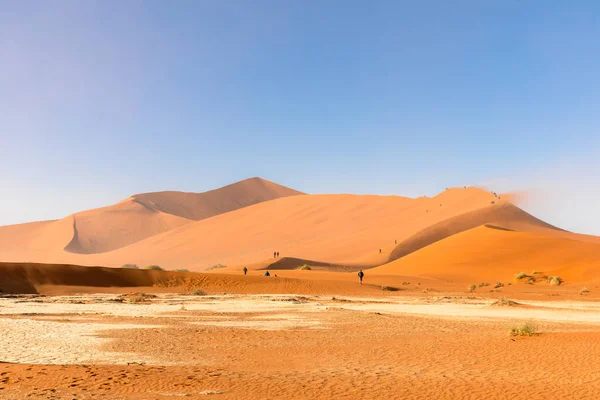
192;289;206;296
467;284;477;293
300;264;312;270
402;281;411;285
515;272;527;280
478;282;490;287
494;282;504;289
145;265;163;271
121;264;139;269
510;323;537;337
174;269;190;273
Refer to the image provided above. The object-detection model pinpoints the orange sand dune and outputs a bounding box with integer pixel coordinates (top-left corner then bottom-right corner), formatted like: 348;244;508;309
388;203;562;262
372;225;600;283
58;187;504;270
0;177;302;257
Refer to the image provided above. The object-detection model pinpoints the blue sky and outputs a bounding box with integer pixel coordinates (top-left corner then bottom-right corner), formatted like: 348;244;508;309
1;1;599;233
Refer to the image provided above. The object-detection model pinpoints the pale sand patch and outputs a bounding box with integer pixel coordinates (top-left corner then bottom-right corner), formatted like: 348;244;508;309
0;318;163;365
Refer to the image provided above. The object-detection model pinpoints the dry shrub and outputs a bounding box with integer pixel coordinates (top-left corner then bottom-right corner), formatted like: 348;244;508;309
467;284;476;293
547;276;563;286
510;323;537;337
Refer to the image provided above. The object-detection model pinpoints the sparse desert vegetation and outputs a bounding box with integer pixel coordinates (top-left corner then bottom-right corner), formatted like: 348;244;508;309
175;268;190;272
300;264;312;270
145;265;164;271
468;284;477;292
121;264;139;269
580;287;590;295
494;282;504;289
207;264;227;271
478;282;490;287
509;323;537;337
548;276;563;286
515;272;527;280
192;289;206;296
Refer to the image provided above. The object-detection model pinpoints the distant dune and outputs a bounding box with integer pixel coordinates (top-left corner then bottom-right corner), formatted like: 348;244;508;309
0;177;303;257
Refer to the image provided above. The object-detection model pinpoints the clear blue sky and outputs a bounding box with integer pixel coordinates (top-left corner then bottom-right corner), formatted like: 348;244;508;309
1;1;599;233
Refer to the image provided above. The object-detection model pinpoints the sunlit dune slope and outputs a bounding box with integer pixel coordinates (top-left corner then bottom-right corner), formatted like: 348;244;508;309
372;225;600;283
73;187;502;270
387;203;562;262
0;177;303;256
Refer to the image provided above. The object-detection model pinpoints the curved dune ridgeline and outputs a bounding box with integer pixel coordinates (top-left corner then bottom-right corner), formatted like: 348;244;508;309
387;204;563;263
372;225;600;283
0;177;304;257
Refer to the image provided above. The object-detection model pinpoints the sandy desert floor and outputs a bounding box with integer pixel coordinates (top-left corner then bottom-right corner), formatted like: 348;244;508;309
2;292;600;399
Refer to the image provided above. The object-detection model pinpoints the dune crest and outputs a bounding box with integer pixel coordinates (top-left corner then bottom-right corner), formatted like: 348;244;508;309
0;177;304;257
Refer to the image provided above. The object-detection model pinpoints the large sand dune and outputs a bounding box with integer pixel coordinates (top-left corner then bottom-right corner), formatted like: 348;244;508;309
48;187;505;270
0;177;302;258
372;225;600;283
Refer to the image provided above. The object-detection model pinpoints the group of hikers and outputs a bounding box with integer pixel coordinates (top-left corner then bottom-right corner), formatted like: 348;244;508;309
239;243;401;285
242;265;366;284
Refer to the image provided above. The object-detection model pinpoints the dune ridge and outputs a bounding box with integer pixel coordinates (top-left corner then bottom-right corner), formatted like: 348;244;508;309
0;177;303;257
372;225;600;282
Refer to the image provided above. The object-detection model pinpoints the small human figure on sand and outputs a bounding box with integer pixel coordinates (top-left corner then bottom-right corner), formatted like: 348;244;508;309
273;251;276;258
358;270;364;285
243;267;248;276
276;251;280;258
379;249;382;254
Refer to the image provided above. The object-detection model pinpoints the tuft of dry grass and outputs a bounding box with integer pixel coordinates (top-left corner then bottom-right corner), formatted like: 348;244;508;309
509;323;537;337
192;289;206;296
547;276;563;286
494;282;504;289
300;264;312;270
515;272;527;280
467;284;476;293
580;287;590;295
491;297;520;307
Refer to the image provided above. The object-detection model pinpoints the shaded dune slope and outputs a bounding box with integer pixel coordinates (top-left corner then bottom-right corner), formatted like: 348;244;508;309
131;177;304;220
372;225;600;283
0;262;382;296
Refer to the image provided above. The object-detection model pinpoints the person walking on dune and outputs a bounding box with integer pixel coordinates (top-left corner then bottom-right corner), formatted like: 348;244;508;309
273;251;276;258
276;251;280;258
358;270;364;285
243;267;248;276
